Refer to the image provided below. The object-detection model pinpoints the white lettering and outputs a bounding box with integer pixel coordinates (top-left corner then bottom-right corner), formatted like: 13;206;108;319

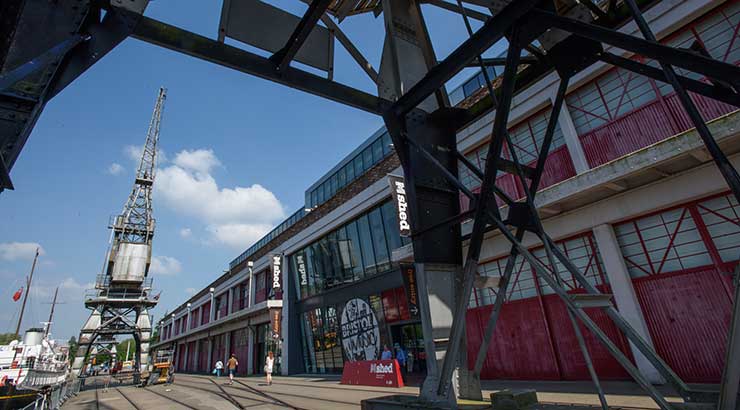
393;180;411;234
370;363;394;374
297;254;307;286
272;255;281;289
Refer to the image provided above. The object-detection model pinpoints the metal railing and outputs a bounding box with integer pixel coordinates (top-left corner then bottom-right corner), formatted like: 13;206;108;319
19;378;81;410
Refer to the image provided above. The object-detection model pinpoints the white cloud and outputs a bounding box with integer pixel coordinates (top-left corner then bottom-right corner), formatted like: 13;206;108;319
149;256;182;276
125;145;144;162
32;277;93;299
0;242;45;262
179;228;192;238
185;288;196;295
206;223;273;249
155;148;285;249
172;149;221;175
124;144;167;165
107;163;124;176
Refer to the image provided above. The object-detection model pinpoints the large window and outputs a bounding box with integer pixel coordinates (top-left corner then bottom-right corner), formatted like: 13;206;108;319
201;301;211;325
614;206;711;278
305;130;396;209
614;192;740;278
290;200;410;299
299;289;412;373
470;233;606;308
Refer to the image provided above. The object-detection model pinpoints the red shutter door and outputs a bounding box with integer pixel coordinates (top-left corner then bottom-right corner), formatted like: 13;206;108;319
614;196;738;382
475;299;560;380
541;287;633;380
633;268;731;382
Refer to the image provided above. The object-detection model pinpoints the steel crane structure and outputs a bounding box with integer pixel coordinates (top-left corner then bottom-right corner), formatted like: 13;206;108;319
2;0;740;409
70;87;166;380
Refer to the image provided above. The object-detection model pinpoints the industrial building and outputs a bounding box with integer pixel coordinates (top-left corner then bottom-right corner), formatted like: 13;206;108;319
153;0;738;384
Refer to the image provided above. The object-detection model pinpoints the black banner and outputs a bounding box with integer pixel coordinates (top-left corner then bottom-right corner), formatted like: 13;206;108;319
401;264;420;319
271;254;282;289
388;174;411;237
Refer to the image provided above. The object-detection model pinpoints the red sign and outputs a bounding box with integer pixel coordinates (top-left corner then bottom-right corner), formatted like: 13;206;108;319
340;360;404;388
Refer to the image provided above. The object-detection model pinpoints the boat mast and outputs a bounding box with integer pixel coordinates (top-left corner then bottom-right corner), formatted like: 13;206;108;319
14;247;39;340
44;287;59;337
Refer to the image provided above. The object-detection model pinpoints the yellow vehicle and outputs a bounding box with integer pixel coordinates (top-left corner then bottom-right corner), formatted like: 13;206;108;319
146;350;174;385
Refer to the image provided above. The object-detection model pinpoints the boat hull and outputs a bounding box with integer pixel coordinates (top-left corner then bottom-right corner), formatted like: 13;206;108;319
0;384;37;410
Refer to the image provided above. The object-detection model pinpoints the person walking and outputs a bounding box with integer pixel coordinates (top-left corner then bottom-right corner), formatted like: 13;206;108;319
406;351;414;374
395;344;407;382
227;354;239;385
381;345;392;360
264;351;275;386
103;368;111;393
214;359;223;377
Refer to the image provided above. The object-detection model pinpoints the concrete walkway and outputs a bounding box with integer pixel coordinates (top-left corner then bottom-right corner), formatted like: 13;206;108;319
61;373;684;410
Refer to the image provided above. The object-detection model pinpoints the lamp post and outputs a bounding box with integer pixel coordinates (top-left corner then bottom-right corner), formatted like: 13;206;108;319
209;287;215;322
186;303;192;332
247;261;254;308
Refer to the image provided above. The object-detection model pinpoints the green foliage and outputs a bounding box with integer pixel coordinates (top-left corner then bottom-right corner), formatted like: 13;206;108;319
68;336;78;364
116;339;136;362
0;333;18;345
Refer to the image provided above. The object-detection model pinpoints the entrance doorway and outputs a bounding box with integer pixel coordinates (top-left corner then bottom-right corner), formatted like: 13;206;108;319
390;322;426;377
254;323;282;375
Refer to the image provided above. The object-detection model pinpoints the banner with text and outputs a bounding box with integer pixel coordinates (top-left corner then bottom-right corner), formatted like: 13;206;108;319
401;264;420;319
270;308;282;340
388;175;411;237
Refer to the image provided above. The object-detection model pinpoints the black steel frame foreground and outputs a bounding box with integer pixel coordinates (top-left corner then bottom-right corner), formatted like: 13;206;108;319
381;1;740;409
2;0;740;408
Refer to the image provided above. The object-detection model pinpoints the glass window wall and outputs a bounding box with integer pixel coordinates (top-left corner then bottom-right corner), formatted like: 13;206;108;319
289;200;406;299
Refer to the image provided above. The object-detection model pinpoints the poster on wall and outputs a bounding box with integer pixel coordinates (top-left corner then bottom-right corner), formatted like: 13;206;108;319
340;298;381;362
388;174;411;237
400;264;420;319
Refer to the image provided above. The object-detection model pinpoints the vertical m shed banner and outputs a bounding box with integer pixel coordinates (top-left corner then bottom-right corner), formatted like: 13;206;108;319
272;254;282;289
388;175;411;237
270;308;282;339
401;264;420;319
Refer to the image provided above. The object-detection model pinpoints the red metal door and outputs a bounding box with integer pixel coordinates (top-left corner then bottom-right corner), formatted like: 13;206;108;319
198;339;210;372
188;341;196;372
633;268;731;382
540;288;633;380
466;255;560;380
614;195;738;382
230;329;249;375
177;343;186;371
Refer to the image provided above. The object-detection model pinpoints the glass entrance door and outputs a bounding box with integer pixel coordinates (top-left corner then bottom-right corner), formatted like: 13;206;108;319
390;322;426;376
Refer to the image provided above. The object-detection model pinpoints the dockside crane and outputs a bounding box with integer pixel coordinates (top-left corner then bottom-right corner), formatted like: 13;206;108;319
71;87;166;381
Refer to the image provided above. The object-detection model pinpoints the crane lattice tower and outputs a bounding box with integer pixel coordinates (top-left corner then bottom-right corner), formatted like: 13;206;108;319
71;87;166;379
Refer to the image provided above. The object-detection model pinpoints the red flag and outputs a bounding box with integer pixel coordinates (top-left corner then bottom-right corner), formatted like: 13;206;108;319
12;287;23;302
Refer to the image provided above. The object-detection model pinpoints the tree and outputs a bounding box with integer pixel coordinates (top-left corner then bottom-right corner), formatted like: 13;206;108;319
68;336;78;364
116;338;136;362
0;333;18;345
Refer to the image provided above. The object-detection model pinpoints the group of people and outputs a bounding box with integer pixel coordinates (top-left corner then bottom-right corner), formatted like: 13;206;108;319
381;344;414;380
213;351;275;386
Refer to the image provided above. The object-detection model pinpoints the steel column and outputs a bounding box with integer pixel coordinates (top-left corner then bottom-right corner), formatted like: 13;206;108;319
435;26;523;400
471;76;570;377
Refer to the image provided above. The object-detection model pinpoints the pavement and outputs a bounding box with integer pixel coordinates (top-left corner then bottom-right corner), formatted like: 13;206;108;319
60;373;685;410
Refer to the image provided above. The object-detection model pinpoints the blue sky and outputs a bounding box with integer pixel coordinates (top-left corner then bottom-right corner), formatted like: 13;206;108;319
0;0;501;342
